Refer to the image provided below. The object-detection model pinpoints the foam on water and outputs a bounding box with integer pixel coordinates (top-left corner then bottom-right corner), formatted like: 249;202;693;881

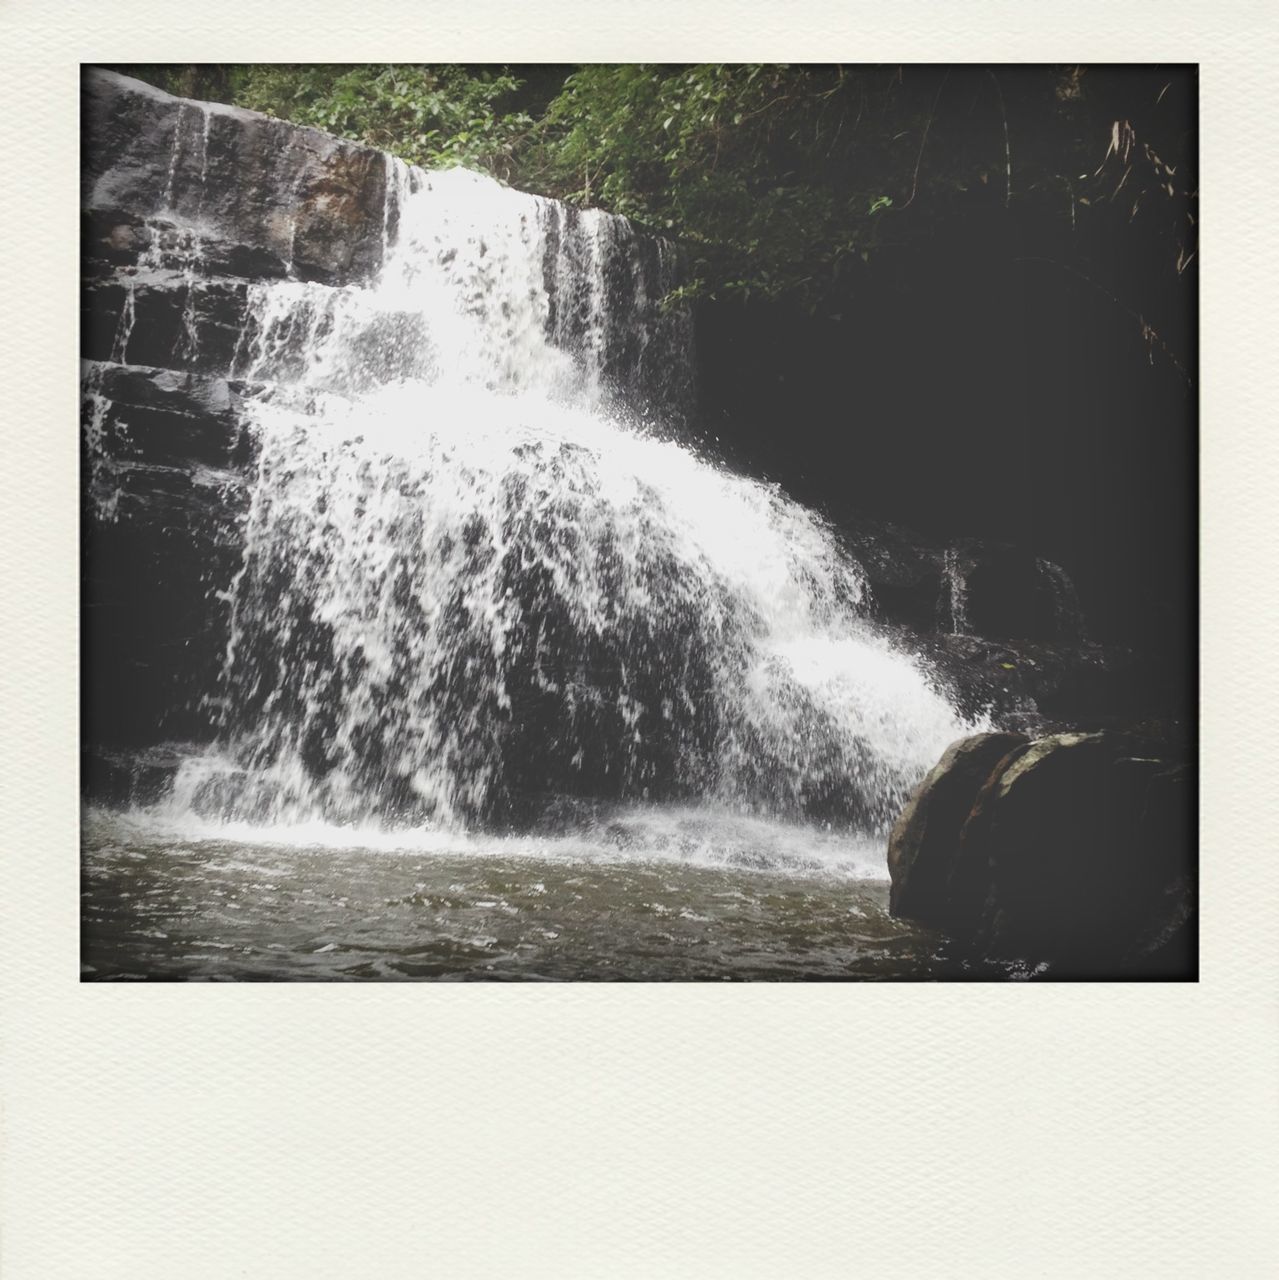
84;803;889;880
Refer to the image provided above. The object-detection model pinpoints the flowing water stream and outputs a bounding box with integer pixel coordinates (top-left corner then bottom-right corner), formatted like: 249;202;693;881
85;162;992;980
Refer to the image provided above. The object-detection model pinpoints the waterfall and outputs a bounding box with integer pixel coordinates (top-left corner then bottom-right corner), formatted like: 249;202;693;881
942;546;970;635
82;364;126;523
156;163;978;835
1036;556;1088;643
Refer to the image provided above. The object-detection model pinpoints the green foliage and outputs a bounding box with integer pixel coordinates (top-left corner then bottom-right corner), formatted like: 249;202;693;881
524;65;913;310
232;65;532;175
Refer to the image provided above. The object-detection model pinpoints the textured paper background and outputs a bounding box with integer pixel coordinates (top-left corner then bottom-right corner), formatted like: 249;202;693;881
1;4;1276;1275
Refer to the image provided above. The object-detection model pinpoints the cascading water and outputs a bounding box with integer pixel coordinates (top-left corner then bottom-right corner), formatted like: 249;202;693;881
942;546;970;635
1036;556;1088;643
158;162;979;840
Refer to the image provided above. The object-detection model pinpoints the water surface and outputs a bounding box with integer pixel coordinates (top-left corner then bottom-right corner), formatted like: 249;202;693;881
82;807;1012;981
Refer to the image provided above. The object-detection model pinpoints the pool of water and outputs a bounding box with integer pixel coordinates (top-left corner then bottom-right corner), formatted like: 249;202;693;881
81;806;1018;981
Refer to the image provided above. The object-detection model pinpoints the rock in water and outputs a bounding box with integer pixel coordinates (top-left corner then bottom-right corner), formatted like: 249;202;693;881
887;732;1028;926
1122;762;1196;975
891;730;1195;976
959;732;1191;974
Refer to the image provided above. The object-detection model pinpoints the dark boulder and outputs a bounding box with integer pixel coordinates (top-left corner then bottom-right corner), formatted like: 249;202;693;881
887;732;1028;926
963;732;1192;974
1115;761;1196;976
890;730;1195;977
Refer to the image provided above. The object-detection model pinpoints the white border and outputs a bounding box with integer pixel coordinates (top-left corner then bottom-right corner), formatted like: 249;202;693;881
2;5;1277;1276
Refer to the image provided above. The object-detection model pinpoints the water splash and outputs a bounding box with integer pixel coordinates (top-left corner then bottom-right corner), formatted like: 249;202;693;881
150;164;978;835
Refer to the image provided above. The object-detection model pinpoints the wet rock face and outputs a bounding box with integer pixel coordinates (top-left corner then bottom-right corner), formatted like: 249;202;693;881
919;633;1164;732
81;66;392;761
82;744;188;809
83;68;389;286
956;543;1061;640
848;519;1184;733
845;522;1094;665
83;362;256;749
887;732;1028;925
888;730;1195;977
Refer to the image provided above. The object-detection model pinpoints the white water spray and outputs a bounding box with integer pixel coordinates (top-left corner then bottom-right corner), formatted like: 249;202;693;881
165;165;977;835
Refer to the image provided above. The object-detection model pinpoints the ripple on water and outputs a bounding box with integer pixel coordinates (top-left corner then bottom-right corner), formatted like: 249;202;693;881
79;805;1022;981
